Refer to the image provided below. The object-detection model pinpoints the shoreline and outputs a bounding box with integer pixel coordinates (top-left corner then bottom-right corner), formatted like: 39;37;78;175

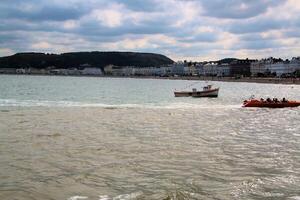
1;73;300;85
144;76;300;85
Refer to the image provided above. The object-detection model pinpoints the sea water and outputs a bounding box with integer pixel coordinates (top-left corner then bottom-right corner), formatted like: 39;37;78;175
0;75;300;200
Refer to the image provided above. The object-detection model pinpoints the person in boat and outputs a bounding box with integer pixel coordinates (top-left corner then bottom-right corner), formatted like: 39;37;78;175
266;98;272;103
282;97;288;103
273;98;279;103
260;98;264;102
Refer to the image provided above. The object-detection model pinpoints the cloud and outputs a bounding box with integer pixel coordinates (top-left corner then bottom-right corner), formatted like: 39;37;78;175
0;1;86;22
199;0;284;19
113;0;159;12
31;41;51;49
228;18;285;34
0;0;300;60
0;48;14;56
63;20;79;30
91;3;124;28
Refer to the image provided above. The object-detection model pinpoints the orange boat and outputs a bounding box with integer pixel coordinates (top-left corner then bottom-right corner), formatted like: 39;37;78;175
243;99;300;108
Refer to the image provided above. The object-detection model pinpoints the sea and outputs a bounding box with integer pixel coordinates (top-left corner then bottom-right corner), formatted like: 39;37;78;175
0;74;300;200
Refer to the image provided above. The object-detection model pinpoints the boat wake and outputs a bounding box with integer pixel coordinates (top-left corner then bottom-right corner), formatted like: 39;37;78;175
0;98;241;110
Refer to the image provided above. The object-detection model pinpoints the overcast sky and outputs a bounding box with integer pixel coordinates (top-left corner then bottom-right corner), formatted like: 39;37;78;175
1;0;300;61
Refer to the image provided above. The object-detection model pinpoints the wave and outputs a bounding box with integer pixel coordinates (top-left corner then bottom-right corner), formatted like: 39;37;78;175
70;191;195;200
0;98;137;108
0;98;241;109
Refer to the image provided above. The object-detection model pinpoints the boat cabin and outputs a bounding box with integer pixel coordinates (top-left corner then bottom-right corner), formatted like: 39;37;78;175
203;85;212;91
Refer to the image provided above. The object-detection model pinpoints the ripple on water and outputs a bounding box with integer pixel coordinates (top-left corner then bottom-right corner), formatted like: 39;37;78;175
0;99;299;200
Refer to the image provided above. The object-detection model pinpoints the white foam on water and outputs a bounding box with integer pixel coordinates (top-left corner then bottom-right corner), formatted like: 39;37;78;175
163;102;241;109
0;98;241;110
0;98;123;108
98;192;143;200
112;193;141;200
288;197;300;200
68;196;88;200
98;195;110;200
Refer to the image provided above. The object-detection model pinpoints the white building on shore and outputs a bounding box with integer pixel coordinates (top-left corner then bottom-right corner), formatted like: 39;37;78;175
195;64;204;75
289;57;300;73
202;63;218;76
217;64;231;77
80;67;103;75
251;57;300;77
251;60;268;76
171;62;185;75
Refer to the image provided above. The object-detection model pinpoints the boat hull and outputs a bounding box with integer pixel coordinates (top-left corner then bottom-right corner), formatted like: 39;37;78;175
174;91;193;97
243;100;300;108
174;88;219;98
192;88;219;98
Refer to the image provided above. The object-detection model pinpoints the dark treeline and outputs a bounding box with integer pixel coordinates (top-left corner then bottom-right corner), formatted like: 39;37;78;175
0;51;174;69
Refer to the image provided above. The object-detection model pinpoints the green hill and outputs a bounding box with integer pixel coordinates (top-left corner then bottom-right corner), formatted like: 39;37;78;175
0;51;174;69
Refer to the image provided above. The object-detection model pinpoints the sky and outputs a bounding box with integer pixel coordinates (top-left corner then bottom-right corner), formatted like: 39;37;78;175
1;0;300;61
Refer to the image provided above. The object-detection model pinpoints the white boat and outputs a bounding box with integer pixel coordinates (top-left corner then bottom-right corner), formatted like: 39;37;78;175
174;85;219;98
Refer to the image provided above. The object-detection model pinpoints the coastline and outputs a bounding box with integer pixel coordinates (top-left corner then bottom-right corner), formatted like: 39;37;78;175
144;76;300;85
1;73;300;85
104;75;300;85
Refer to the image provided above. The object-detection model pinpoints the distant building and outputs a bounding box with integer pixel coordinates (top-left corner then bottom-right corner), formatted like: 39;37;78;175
134;67;154;76
217;64;231;77
157;66;172;76
80;67;103;75
104;65;114;75
250;60;267;76
120;66;133;76
251;57;300;77
0;68;16;74
183;66;190;75
16;68;26;74
289;57;300;74
202;63;218;76
171;62;185;75
267;62;288;76
198;62;233;77
103;65;123;76
230;59;255;77
195;63;204;76
50;69;63;75
66;68;80;75
29;68;47;75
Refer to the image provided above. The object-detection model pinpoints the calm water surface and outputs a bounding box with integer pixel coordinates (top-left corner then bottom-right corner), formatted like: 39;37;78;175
0;75;300;200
